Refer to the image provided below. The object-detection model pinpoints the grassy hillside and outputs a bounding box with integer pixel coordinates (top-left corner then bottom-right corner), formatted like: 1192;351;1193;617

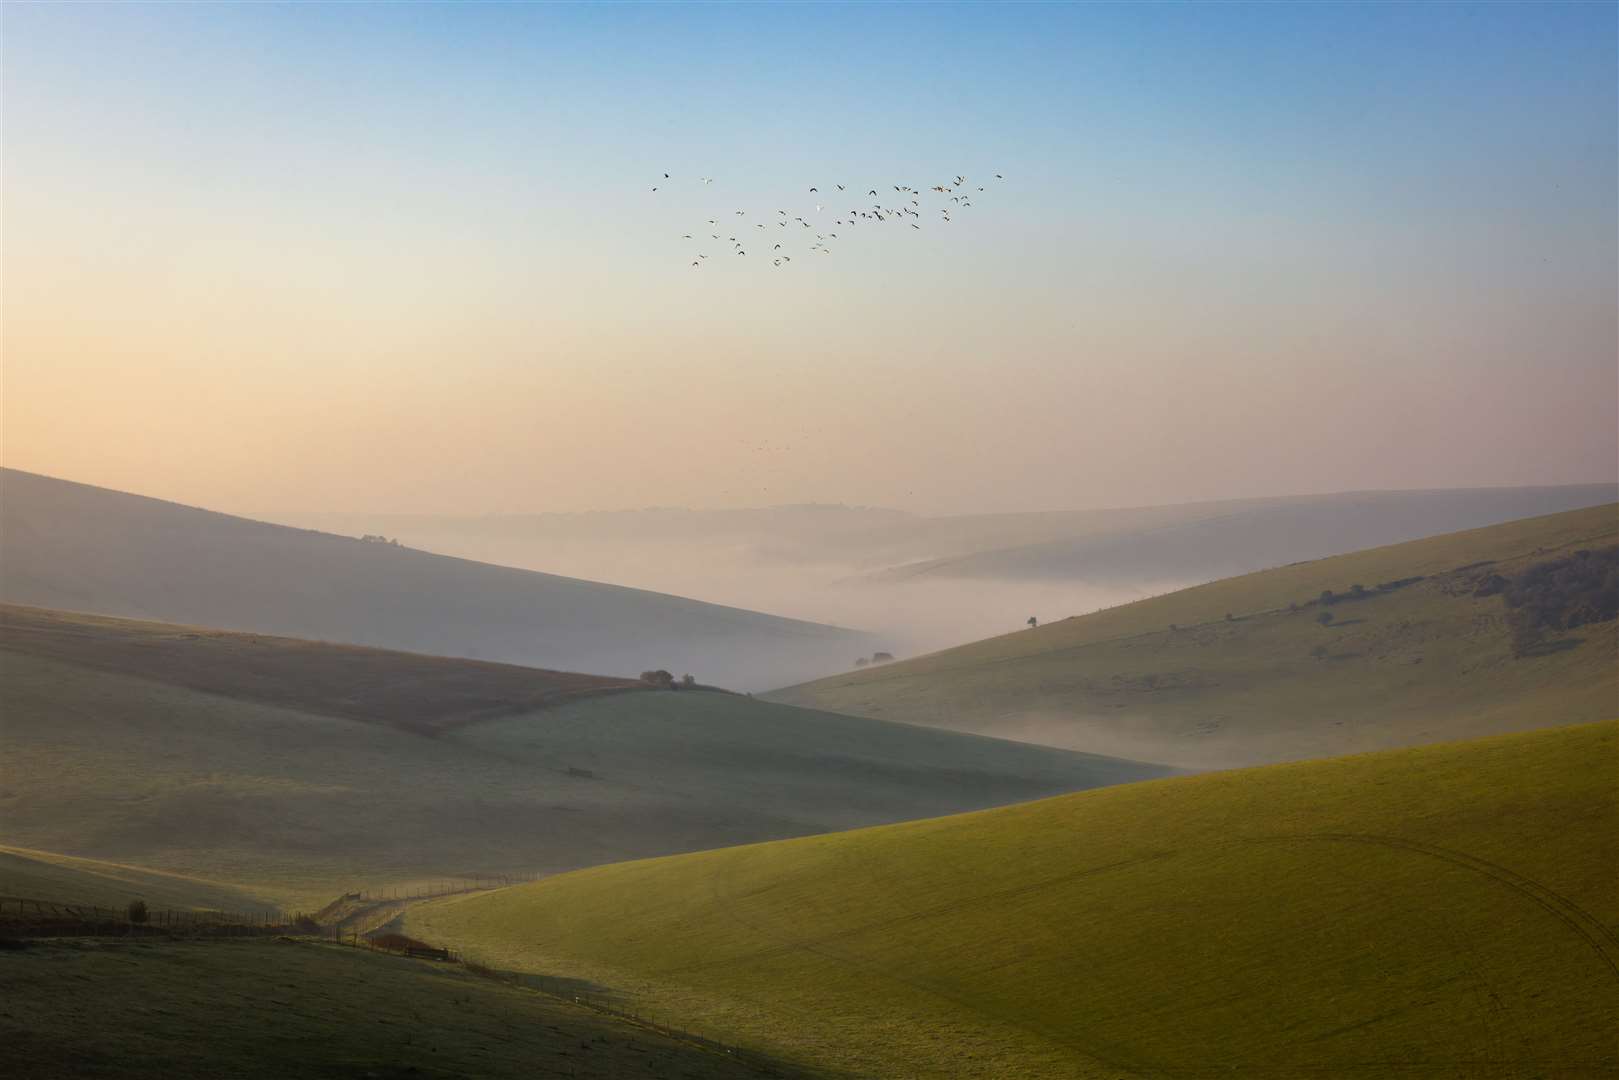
0;609;1167;909
770;504;1619;767
0;604;643;736
0;846;275;914
0;938;794;1080
403;721;1619;1080
0;467;867;690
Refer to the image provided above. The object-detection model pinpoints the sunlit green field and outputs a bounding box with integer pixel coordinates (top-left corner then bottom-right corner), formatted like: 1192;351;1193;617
770;504;1619;767
405;720;1619;1080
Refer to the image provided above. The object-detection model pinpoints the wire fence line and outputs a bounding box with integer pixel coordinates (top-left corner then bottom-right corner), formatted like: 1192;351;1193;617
0;895;300;938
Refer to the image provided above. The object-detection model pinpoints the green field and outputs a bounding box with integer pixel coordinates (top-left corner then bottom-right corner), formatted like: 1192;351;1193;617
0;937;796;1079
0;608;1165;909
770;504;1619;767
403;720;1619;1080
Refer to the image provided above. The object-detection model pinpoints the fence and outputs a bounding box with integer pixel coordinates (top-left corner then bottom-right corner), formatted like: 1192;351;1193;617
328;876;529;905
0;896;299;939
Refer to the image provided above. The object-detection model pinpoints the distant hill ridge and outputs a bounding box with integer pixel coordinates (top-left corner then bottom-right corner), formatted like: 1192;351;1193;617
850;483;1619;584
0;468;868;689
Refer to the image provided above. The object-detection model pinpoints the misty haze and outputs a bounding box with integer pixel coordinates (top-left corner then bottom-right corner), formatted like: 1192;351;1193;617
2;4;1615;1080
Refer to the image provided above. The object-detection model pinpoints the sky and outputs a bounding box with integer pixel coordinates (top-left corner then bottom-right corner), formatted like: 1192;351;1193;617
4;1;1615;517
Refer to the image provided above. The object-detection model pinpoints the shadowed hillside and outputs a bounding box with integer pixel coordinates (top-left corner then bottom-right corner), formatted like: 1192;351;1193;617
0;846;277;915
0;608;1169;908
0;604;643;737
0;468;868;690
769;504;1619;767
0;938;798;1080
403;721;1619;1080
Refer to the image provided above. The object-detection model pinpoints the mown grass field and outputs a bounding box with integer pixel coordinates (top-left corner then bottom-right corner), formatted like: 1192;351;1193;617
404;720;1619;1080
0;846;276;915
0;937;797;1079
0;612;1164;909
770;504;1619;767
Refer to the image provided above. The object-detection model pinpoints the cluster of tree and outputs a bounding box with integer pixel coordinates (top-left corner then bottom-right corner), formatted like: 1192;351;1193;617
1496;546;1619;657
1313;577;1424;608
639;669;697;688
853;651;896;668
359;534;401;546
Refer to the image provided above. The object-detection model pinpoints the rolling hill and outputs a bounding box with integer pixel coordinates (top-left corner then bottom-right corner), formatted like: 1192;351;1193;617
0;606;1169;909
769;503;1619;768
264;485;1619;660
0;846;276;915
0;467;868;690
852;484;1619;584
0;938;796;1080
401;720;1619;1080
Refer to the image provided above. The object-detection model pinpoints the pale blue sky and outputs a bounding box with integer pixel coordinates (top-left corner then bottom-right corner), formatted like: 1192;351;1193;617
5;2;1615;514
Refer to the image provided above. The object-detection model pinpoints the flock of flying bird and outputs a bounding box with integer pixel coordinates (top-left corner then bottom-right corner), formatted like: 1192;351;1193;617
651;172;1006;268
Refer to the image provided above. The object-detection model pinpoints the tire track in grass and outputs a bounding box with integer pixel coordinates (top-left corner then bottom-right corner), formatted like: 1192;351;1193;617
1246;834;1619;984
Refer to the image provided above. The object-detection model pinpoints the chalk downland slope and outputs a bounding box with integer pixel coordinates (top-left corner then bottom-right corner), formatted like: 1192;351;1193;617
0;938;796;1080
0;604;644;736
403;720;1619;1080
0;846;277;914
0;606;1169;909
0;467;867;689
770;504;1619;768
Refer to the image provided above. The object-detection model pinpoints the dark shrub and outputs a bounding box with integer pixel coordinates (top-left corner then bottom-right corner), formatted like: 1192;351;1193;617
1316;611;1334;626
127;899;149;924
1499;545;1618;656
